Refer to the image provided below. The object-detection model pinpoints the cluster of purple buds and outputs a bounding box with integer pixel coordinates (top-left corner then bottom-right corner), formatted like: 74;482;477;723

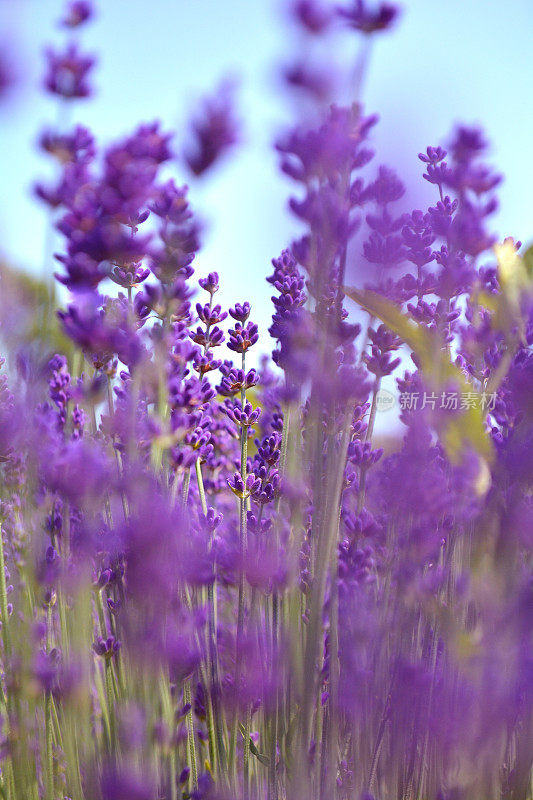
185;423;213;462
198;271;219;295
227;320;259;354
190;324;225;349
347;439;383;468
227;472;261;499
60;0;93;27
92;635;121;660
196;302;227;327
224;400;261;428
149;179;201;284
251;467;282;505
44;44;95;100
192;350;222;375
363;323;401;377
256;432;282;467
402;209;435;270
217;366;258;397
337;0;400;34
229;302;251;323
48;354;71;428
419;145;449;190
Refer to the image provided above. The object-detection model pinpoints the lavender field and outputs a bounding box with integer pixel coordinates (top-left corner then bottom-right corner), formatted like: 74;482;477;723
0;1;532;798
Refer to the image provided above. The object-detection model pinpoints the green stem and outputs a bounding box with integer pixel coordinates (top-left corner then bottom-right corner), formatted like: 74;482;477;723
105;661;116;753
195;458;226;778
45;604;54;800
0;524;11;658
183;677;199;790
357;376;381;513
45;692;54;800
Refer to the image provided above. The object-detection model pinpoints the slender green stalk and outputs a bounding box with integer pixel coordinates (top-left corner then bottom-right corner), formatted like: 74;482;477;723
357;376;381;513
105;660;117;753
195;457;226;778
183;677;199;790
0;524;11;660
299;409;352;793
44;691;54;800
45;604;54;800
234;350;251;799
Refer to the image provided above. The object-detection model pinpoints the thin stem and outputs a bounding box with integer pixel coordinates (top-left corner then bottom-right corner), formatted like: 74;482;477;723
357;376;381;513
183;677;199;790
45;604;54;800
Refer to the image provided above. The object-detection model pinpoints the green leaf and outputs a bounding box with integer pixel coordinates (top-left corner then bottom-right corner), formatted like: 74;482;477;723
238;724;270;766
521;243;533;279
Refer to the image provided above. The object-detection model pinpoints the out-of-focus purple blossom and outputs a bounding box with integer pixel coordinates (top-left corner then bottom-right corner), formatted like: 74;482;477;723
101;764;156;800
44;43;95;100
283;62;335;101
184;83;239;176
337;0;401;34
60;1;94;27
92;635;121;659
39;125;95;164
293;0;332;33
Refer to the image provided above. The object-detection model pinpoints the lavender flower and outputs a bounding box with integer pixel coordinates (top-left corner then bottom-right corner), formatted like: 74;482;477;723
44;43;95;100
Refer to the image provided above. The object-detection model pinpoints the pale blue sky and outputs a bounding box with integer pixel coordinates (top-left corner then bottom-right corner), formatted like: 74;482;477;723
1;0;532;349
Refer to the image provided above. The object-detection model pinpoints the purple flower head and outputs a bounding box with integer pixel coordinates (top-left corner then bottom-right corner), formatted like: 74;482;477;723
199;272;220;295
227;472;261;499
293;0;333;33
337;0;401;34
224;399;261;427
196;302;228;326
227;321;259;353
150;180;189;224
367;165;405;205
217;367;258;397
60;1;93;27
363;231;406;269
191;325;225;349
44;43;95;100
58;292;144;367
229;302;251;323
276;104;378;184
122;121;173;164
184;81;239;176
192;350;222;376
256;431;282;464
41;438;113;509
39;125;95;164
283;62;335;101
418;146;447;164
428;195;458;236
402;210;435;268
0;50;16;100
92;635;121;660
449;125;488;164
363;324;401;377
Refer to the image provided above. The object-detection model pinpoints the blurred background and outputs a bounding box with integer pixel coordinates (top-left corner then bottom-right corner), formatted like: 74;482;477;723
0;0;532;358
